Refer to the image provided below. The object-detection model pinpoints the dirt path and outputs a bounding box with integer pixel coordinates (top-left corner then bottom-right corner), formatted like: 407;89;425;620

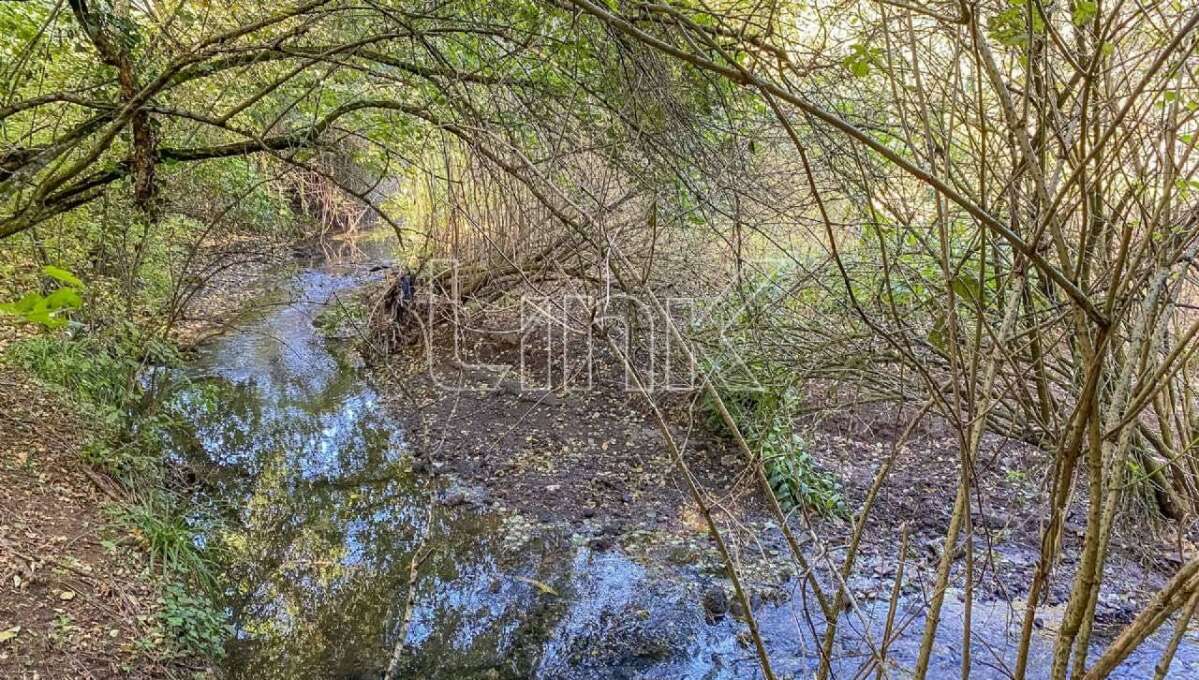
0;367;177;679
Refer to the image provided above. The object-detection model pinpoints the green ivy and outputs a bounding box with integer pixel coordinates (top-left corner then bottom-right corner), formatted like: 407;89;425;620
159;582;232;659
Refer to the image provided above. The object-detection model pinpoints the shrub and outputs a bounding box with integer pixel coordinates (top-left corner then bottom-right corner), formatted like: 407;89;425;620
158;581;231;659
701;375;846;517
696;269;846;517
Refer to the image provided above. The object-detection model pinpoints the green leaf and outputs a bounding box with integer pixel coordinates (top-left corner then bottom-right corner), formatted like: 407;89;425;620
1072;1;1098;26
41;265;84;289
951;275;983;304
843;43;881;78
44;287;82;311
0;281;83;328
928;314;949;351
0;292;42;314
23;307;66;329
989;0;1046;48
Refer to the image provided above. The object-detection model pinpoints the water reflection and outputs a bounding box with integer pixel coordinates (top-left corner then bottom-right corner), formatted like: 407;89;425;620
160;234;574;678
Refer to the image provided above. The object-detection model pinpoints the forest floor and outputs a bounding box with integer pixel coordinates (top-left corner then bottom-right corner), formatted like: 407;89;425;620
0;362;180;679
371;290;1193;649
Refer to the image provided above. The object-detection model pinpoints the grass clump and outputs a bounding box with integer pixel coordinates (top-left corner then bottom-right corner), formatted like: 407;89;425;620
6;333;139;419
8;328;179;481
115;496;217;588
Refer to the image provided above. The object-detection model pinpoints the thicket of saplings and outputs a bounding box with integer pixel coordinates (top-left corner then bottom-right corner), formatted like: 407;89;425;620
2;0;1198;678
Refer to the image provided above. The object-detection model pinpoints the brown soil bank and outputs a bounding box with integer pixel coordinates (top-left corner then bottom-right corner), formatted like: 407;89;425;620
0;367;184;679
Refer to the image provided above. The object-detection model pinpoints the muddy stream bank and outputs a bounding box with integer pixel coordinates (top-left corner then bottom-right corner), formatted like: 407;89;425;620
162;233;1199;679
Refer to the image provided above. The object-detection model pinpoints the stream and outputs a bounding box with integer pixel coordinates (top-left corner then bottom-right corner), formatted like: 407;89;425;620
163;232;1199;679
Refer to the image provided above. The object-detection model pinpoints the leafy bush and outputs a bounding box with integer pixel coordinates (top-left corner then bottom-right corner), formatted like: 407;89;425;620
701;375;846;517
697;269;846;517
761;430;845;517
5;325;178;424
158;582;231;659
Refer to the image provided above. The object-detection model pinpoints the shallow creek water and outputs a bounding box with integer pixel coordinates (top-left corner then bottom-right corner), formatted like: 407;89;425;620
165;233;1199;679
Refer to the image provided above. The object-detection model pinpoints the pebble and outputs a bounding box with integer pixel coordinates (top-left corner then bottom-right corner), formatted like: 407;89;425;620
591;536;615;552
702;586;729;622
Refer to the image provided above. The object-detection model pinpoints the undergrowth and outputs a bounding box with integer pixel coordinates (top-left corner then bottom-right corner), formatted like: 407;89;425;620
3;329;230;661
697;269;846;517
700;374;846;517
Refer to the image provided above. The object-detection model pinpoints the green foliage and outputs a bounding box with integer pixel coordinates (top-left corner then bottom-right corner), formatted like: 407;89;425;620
764;434;845;517
117;495;216;587
989;0;1046;48
5;334;136;414
0;265;86;329
697;270;846;517
858;218;999;354
158;582;232;659
843;43;883;78
700;373;846;517
37;335;205;488
313;295;368;339
0;1;53;59
178;158;298;235
4;331;228;657
42;265;85;289
5;326;178;414
5;331;212;574
1072;1;1098;26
